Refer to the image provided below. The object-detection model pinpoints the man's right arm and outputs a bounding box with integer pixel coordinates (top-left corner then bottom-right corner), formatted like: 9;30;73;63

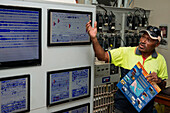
86;20;108;62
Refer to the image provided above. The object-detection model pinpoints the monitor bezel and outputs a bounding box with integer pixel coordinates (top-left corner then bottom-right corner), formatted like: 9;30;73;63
0;5;42;69
52;103;90;113
47;66;91;107
47;9;92;46
0;74;30;113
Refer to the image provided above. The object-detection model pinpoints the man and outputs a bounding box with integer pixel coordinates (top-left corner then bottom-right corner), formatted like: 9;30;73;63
86;20;168;113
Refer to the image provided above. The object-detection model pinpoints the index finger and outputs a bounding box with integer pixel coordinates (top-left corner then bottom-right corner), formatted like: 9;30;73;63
145;74;152;79
86;20;91;25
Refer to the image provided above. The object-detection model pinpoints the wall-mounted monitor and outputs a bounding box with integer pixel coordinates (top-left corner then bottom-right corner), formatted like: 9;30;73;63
47;66;91;106
47;9;92;46
53;103;90;113
0;74;30;113
0;5;41;69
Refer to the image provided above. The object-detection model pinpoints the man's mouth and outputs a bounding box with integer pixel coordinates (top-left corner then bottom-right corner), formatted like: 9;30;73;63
139;42;146;49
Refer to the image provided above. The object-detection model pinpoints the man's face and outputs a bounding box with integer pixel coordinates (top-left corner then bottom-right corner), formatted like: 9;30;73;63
138;33;159;53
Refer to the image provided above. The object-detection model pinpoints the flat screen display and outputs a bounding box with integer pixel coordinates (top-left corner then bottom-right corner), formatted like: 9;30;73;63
0;74;30;113
0;5;41;68
47;9;92;46
53;103;90;113
47;66;91;106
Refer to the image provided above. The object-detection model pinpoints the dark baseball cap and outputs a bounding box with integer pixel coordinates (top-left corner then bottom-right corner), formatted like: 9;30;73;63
140;26;162;42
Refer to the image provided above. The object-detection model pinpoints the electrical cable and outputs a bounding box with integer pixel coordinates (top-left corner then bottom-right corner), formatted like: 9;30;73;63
115;35;126;47
120;37;126;47
97;4;107;13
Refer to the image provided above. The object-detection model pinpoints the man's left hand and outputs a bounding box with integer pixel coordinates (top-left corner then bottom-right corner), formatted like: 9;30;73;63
145;72;162;83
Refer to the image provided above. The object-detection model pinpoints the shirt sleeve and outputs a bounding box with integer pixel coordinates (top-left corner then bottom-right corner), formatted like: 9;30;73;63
158;56;168;80
107;47;124;66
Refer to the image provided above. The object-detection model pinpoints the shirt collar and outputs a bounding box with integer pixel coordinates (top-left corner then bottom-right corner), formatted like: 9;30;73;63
135;47;158;58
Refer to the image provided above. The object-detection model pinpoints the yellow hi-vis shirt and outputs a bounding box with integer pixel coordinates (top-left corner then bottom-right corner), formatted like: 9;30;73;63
107;47;168;80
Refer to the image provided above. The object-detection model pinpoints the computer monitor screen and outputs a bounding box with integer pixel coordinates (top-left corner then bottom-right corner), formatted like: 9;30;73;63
53;103;90;113
0;5;41;68
0;75;30;113
47;9;92;46
47;66;91;106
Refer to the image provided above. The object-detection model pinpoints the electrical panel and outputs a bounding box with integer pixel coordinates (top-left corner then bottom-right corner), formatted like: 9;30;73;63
95;63;110;77
96;6;122;51
96;6;150;49
94;63;119;86
93;82;118;113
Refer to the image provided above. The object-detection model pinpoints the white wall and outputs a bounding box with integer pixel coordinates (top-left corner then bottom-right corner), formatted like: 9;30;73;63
0;0;96;112
134;0;170;86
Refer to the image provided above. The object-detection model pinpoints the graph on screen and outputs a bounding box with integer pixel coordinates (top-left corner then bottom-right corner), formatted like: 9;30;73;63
48;9;92;46
0;75;30;113
0;5;41;68
47;66;91;106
